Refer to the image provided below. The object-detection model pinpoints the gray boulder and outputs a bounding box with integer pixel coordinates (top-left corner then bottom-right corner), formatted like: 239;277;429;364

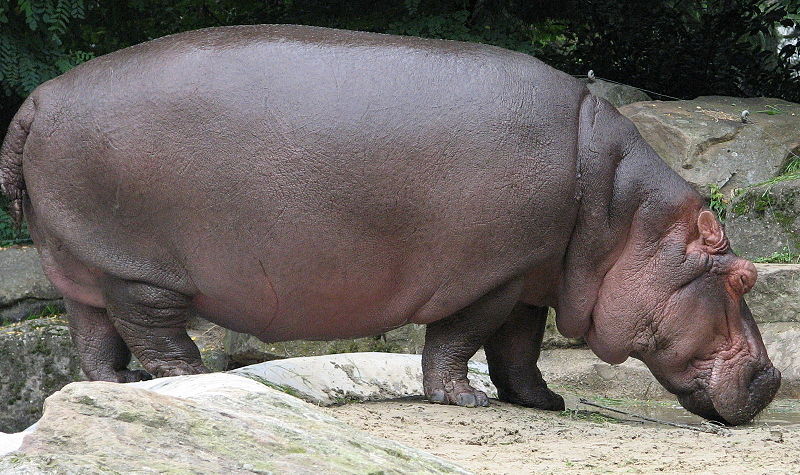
535;349;672;400
584;78;651;107
748;264;800;324
760;322;800;398
0;247;62;323
1;375;468;473
619;97;800;197
231;352;497;406
0;316;83;433
726;178;800;260
0;315;231;434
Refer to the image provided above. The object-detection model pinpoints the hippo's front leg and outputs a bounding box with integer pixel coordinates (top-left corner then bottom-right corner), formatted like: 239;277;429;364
422;279;522;407
484;303;564;410
104;280;208;378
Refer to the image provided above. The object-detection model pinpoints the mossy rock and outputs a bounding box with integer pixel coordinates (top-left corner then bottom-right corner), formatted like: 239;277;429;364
2;376;467;473
0;316;83;432
619;97;800;197
726;178;800;260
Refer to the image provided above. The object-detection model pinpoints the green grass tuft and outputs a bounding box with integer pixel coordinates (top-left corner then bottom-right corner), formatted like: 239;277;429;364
753;248;800;264
783;154;800;176
707;184;728;220
559;409;620;424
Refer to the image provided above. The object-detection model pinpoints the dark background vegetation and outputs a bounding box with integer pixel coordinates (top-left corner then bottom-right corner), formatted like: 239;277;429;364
1;0;799;244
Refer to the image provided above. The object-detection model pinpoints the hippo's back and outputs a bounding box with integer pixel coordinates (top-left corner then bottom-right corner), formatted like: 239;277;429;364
22;25;587;339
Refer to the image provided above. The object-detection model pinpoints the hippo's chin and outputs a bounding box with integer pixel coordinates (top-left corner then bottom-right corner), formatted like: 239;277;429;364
678;366;781;426
677;390;727;424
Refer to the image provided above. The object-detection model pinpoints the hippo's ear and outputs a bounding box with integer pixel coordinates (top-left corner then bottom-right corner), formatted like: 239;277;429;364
697;210;728;254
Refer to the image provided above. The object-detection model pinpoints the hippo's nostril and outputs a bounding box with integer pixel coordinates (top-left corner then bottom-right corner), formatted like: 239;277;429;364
749;365;781;393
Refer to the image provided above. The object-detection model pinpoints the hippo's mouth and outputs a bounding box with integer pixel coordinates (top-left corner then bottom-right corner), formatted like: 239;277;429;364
676;389;726;424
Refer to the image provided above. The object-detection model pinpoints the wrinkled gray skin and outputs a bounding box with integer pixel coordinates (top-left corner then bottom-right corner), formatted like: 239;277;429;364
0;25;779;425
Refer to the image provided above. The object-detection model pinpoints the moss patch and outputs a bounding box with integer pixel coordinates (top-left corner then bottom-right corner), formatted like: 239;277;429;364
728;178;800;255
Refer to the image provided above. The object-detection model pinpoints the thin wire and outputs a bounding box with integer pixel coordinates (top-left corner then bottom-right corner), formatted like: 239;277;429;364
580;74;685;101
579;398;730;435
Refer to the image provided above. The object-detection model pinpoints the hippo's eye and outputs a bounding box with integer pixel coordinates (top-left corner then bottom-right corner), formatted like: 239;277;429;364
700;253;714;272
681;251;712;282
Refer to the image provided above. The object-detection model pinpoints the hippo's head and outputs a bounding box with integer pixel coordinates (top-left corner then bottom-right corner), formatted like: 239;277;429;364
576;208;780;425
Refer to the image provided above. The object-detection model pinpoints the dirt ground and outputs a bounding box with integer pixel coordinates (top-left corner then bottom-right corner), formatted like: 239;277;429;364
324;399;800;474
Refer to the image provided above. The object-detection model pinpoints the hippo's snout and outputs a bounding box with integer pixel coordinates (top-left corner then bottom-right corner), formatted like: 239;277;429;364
679;364;781;426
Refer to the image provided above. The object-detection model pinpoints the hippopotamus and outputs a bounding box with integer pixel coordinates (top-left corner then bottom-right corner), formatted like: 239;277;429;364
0;25;780;425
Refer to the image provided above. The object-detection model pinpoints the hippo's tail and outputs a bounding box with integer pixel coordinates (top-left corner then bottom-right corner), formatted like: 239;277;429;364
0;96;36;229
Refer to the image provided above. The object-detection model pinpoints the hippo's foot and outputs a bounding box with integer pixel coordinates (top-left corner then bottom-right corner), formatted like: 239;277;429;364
105;280;208;380
65;298;151;383
484;303;566;411
424;373;490;407
421;280;524;408
148;360;210;378
112;369;153;383
497;385;565;411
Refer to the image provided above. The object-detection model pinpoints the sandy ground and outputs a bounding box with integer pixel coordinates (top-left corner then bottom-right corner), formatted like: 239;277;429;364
324;398;800;474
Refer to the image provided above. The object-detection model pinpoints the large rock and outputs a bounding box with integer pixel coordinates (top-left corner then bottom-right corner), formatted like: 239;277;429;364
0;316;83;433
749;264;800;324
231;352;497;406
0;247;62;323
232;350;671;403
726;178;800;260
584;78;651;107
619;97;800;196
760;323;800;399
0;375;468;473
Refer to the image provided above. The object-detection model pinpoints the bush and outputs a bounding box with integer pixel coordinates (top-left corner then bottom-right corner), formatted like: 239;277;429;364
0;201;29;247
560;0;800;101
0;0;93;97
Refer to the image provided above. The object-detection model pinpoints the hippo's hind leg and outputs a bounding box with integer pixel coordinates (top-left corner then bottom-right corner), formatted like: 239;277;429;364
422;280;522;407
483;304;564;410
104;280;208;378
65;298;151;382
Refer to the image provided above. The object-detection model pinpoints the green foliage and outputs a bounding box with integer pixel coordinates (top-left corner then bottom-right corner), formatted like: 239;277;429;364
560;0;800;102
0;305;62;326
755;104;787;115
0;202;30;247
741;172;800;191
753;248;800;263
708;184;728;221
784;153;800;175
0;0;94;97
24;303;63;321
559;409;620;424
